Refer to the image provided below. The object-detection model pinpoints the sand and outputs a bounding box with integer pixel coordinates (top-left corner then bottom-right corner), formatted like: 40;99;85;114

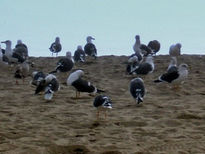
0;55;205;154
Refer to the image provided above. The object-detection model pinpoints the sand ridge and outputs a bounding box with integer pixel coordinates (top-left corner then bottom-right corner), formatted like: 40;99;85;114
0;55;205;154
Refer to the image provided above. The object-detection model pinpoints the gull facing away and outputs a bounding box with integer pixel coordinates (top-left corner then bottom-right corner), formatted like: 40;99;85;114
130;78;145;105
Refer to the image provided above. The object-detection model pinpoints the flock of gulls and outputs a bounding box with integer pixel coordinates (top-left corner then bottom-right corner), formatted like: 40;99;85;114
0;35;188;118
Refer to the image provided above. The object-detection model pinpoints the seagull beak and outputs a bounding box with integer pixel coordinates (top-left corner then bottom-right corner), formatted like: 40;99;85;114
1;41;6;43
92;37;95;40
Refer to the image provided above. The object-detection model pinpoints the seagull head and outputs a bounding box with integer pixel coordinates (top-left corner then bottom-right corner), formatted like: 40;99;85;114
86;36;95;43
17;39;22;45
1;40;12;46
55;37;60;43
66;51;72;59
128;55;138;63
75;70;84;77
135;35;140;40
32;71;38;78
67;70;84;85
179;63;188;70
176;43;182;49
77;45;83;50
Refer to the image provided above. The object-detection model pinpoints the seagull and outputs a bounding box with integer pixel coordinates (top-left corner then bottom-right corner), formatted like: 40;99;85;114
133;35;143;62
1;40;27;63
169;43;182;56
130;55;154;75
154;63;188;89
13;39;29;61
84;36;97;59
49;52;74;74
126;55;140;74
49;37;62;56
35;74;60;100
1;40;19;63
147;40;161;55
140;44;152;56
31;71;46;86
67;70;105;98
66;51;73;60
130;78;145;105
14;61;30;84
74;45;86;62
93;95;112;119
167;57;178;73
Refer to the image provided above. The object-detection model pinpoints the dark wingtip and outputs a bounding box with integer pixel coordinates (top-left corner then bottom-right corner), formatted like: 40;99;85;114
49;70;57;74
97;89;105;93
154;79;161;83
34;89;39;95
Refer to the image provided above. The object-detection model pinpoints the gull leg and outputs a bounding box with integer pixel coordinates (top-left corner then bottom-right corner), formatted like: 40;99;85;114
75;91;78;98
16;80;19;85
171;84;181;91
22;77;25;84
104;110;107;120
97;110;100;120
75;91;80;99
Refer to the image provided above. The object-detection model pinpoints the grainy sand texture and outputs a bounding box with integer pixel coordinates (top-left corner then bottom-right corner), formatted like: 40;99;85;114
0;55;205;154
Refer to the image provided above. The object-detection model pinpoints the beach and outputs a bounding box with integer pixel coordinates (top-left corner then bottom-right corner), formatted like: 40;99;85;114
0;55;205;154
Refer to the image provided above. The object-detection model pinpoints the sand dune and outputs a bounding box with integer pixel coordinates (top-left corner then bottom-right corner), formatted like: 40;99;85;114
0;55;205;154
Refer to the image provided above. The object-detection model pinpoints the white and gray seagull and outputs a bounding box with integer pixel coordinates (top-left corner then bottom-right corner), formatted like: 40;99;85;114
67;70;105;98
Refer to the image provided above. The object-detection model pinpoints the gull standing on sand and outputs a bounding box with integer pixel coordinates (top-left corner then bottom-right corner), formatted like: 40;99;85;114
169;43;182;56
130;55;154;75
0;45;6;65
14;61;30;84
35;74;60;100
132;35;143;63
126;55;140;74
31;71;46;86
49;51;74;74
147;40;161;55
93;95;112;119
84;36;97;59
49;37;62;56
1;40;19;63
140;44;152;56
139;40;161;57
0;45;10;68
14;40;29;60
130;78;145;105
167;57;178;73
154;63;188;88
67;70;105;98
74;45;86;62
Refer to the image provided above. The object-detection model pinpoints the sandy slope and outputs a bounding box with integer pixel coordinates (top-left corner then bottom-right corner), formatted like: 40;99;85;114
0;55;205;154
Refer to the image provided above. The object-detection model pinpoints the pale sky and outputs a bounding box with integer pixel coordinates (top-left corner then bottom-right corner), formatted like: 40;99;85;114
0;0;205;57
